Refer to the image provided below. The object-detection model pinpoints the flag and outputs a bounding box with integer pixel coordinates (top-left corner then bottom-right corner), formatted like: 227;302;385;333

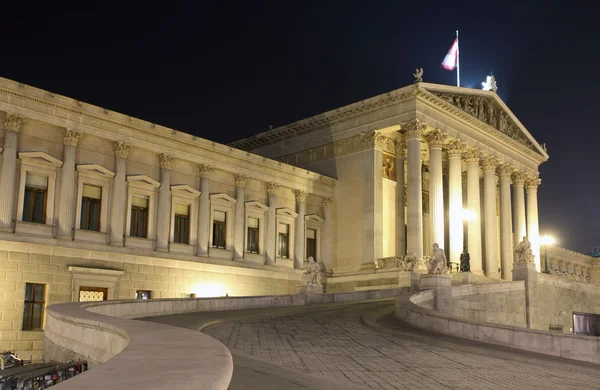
442;38;459;70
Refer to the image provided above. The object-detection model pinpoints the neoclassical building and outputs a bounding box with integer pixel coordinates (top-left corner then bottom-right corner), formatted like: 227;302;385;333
0;76;597;361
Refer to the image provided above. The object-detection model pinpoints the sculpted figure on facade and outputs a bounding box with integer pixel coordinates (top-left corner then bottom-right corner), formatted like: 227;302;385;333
427;243;447;275
401;252;418;272
300;257;321;287
514;236;535;264
413;68;423;83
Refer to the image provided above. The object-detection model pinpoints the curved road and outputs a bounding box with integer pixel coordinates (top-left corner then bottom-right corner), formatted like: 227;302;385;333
145;300;600;389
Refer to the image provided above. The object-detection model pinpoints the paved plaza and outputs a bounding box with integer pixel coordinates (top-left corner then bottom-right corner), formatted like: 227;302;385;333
145;300;600;389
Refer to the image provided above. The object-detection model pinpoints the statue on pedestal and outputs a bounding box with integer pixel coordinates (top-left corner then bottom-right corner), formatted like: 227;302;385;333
300;257;322;287
427;243;448;275
514;236;535;264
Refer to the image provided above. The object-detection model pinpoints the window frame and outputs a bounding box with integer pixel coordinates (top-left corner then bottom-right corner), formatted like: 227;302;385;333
130;200;149;238
125;175;160;242
304;214;324;264
169;185;200;247
174;206;191;244
136;290;152;300
22;283;46;331
276;207;298;262
23;185;47;224
209;193;236;254
80;186;102;231
75;164;115;234
244;201;268;256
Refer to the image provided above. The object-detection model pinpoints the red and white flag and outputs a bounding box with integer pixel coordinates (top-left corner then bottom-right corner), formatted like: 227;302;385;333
442;38;459;70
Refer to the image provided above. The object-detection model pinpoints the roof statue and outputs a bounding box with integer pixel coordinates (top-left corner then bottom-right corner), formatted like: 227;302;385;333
482;74;497;92
413;68;423;83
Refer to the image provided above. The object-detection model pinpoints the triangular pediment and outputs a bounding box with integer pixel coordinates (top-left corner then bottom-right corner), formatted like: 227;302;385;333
127;174;161;188
304;214;324;223
418;84;548;160
76;164;115;178
245;200;268;212
210;193;237;204
171;184;200;197
18;151;63;167
276;207;298;218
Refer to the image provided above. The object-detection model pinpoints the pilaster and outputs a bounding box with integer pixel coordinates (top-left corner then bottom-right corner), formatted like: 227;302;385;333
265;182;279;265
322;197;334;272
233;173;248;260
196;164;213;256
292;189;307;269
0;113;22;232
156;153;174;251
57;127;83;239
109;142;131;245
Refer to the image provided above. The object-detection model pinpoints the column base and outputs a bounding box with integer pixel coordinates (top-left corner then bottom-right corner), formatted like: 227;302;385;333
359;262;376;272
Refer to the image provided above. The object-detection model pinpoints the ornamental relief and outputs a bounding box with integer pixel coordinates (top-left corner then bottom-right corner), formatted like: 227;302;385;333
431;92;536;152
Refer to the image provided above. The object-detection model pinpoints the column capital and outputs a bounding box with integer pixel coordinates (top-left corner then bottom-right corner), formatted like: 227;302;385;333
359;130;388;149
63;128;83;146
292;189;308;201
498;164;514;179
446;139;465;158
423;129;446;149
404;118;428;140
525;176;541;191
463;148;481;165
394;139;407;157
481;156;498;172
199;164;214;178
3;113;23;132
159;153;174;169
512;171;527;186
266;182;279;194
322;197;334;207
234;173;248;187
114;141;132;158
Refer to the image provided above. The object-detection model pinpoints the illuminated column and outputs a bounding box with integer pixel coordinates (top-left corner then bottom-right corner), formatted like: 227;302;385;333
0;113;22;232
57;128;82;239
233;173;248;260
465;149;483;275
482;156;499;278
499;165;514;280
265;182;279;265
395;140;406;257
512;171;527;248
196;165;213;256
322;197;334;271
405;119;426;261
424;129;446;251
447;139;464;265
526;177;541;271
156;154;173;251
109;142;131;245
293;189;307;269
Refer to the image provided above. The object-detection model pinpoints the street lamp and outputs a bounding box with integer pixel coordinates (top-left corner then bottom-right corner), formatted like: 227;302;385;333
540;235;555;274
458;209;476;273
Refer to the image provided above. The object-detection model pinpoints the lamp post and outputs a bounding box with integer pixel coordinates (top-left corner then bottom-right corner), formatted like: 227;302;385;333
540;235;555;274
459;209;476;273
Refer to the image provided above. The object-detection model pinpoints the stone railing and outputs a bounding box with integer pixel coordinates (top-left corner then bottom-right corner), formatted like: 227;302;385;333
44;295;305;389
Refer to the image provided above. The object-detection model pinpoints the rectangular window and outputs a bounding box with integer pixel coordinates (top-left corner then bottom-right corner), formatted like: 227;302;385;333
23;173;48;224
278;223;289;258
306;228;317;261
247;217;259;254
80;184;102;231
78;286;108;302
136;290;152;300
23;283;45;330
130;196;149;238
212;210;226;249
174;204;190;244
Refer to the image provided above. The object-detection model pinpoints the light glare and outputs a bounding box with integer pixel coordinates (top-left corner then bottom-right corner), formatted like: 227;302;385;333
191;283;227;298
461;209;476;221
540;235;555;246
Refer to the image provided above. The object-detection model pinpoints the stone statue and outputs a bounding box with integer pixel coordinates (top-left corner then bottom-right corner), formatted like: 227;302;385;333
400;252;418;272
413;68;423;83
514;236;535;264
301;257;322;287
427;243;448;275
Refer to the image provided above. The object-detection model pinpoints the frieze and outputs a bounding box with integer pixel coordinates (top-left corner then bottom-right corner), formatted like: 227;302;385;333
430;91;537;153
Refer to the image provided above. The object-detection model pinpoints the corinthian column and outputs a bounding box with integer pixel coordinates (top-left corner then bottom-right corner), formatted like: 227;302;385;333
57;128;82;239
233;173;248;260
0;113;22;232
512;171;527;248
405;119;427;261
424;129;446;251
526;177;541;271
155;154;173;251
482;156;499;278
292;189;307;269
395;140;406;257
109;142;131;245
265;182;279;265
322;197;334;271
196;164;213;256
499;165;514;280
447;139;464;265
464;149;483;275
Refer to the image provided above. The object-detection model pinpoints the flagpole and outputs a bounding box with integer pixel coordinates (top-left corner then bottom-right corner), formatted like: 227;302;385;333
456;30;460;87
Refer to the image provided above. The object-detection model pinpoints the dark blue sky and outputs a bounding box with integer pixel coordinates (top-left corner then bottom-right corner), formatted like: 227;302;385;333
2;1;598;252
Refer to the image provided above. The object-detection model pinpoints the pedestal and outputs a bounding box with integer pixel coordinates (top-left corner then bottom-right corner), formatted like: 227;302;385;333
512;262;537;282
420;274;453;312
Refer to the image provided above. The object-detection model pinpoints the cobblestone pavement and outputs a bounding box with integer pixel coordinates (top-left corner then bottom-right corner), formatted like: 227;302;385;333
201;301;600;390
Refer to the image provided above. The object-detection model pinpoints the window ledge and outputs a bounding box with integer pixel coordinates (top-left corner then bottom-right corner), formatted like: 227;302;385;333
74;229;108;244
170;242;195;256
244;253;265;265
275;257;294;269
14;221;54;238
125;236;155;250
210;247;233;260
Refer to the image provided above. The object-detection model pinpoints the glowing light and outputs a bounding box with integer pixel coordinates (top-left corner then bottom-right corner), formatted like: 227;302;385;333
461;209;476;221
540;235;555;246
482;75;497;92
191;283;227;298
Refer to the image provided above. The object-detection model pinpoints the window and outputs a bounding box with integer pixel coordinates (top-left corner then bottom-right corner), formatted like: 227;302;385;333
136;290;152;300
130;196;149;238
22;173;47;224
212;210;226;249
80;184;102;231
247;217;259;253
306;228;317;261
78;286;108;302
23;283;45;330
278;223;289;258
174;204;190;244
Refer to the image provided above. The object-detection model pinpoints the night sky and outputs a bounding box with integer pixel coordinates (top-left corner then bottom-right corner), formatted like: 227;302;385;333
2;1;598;253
